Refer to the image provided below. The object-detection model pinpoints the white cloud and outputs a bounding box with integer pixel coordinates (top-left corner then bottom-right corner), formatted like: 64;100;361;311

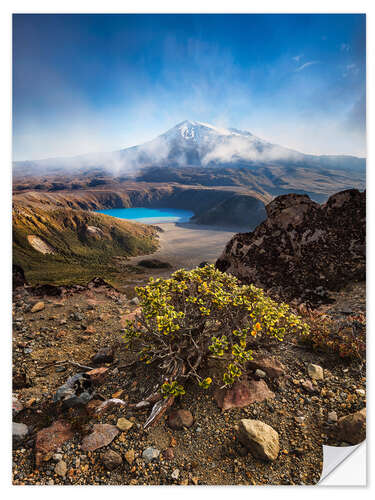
295;61;319;72
292;55;303;62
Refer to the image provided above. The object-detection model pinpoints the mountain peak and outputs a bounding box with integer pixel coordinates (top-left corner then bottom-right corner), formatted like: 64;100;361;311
171;120;248;140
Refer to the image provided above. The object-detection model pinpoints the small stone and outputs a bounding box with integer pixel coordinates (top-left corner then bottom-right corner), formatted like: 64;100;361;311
53;453;63;462
12;422;28;443
171;468;180;480
168;409;194;430
237;419;279;461
336;408;366;445
124;449;135;465
142;447;160;463
255;369;266;379
163;447;174;460
101;449;122;470
307;363;324;380
301;379;317;393
328;411;338;423
55;460;67;478
116;417;133;432
130;297;140;306
12;395;23;416
91;347;114;364
31;301;45;313
356;389;365;397
55;366;67;373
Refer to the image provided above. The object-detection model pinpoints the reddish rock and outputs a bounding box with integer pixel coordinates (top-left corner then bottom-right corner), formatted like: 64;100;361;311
301;379;318;394
86;367;108;384
336;408;366;445
81;424;119;452
35;420;73;467
163;447;174;460
215;379;275;410
247;356;285;378
120;308;141;327
168;409;194;430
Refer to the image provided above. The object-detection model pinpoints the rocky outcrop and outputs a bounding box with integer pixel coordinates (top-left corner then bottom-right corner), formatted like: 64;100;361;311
216;189;365;305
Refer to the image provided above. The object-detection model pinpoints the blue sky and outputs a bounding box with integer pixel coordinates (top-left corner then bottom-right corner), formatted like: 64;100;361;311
13;14;366;160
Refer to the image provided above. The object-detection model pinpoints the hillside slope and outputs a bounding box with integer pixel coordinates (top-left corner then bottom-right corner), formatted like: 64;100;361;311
13;204;158;286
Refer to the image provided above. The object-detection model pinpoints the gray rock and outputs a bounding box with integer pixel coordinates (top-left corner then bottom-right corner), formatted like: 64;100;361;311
13;422;29;443
91;347;114;364
130;297;140;306
142;447;160;463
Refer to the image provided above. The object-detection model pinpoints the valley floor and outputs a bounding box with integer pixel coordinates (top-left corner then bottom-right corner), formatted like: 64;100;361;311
130;221;245;271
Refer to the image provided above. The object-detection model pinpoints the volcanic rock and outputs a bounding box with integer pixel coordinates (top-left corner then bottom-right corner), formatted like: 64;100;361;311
35;420;73;467
308;363;324;380
31;301;45;313
237;419;279;461
336;408;366;445
91;347;114;364
13;422;29;444
81;424;119;452
248;356;285;378
216;189;365;305
215;379;275;410
101;449;122;470
168;409;194;430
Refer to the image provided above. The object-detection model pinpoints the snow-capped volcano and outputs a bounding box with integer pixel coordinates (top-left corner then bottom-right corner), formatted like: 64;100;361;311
13;119;365;177
116;119;303;170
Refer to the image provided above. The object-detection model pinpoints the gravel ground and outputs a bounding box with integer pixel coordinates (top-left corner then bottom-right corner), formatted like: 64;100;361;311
12;280;366;485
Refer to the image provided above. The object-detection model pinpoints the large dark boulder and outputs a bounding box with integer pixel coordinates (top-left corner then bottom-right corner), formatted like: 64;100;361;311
216;189;365;305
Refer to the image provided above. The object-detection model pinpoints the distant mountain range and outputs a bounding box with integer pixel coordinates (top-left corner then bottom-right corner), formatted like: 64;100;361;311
13;120;366;177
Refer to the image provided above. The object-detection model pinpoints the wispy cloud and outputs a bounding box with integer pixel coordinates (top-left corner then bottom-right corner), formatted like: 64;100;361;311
295;61;319;72
340;43;351;52
342;63;359;78
292;54;303;62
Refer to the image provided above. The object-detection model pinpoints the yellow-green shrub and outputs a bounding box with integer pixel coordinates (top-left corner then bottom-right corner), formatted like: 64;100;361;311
123;265;309;395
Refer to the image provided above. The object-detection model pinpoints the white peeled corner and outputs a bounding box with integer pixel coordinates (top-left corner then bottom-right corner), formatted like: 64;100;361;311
319;442;366;485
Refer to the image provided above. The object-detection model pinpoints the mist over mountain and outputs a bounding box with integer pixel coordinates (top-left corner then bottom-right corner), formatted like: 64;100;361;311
13;120;366;179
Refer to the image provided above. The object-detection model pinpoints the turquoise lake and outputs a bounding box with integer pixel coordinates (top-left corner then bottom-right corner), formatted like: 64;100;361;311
95;207;194;224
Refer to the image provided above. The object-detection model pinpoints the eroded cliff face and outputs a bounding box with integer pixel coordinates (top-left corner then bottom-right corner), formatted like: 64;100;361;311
216;189;365;305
